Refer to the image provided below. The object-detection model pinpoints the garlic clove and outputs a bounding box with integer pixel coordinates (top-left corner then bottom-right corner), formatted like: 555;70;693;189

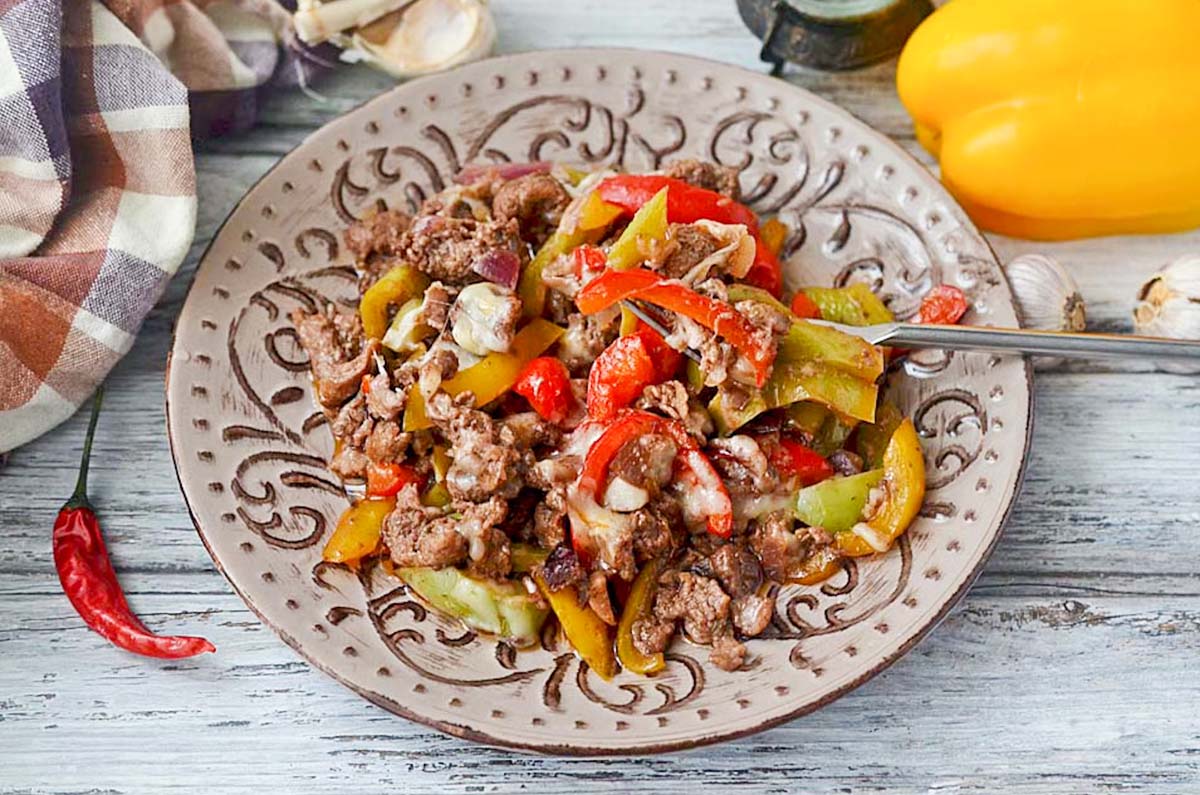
1002;253;1087;370
293;0;409;45
1134;255;1200;373
346;0;495;79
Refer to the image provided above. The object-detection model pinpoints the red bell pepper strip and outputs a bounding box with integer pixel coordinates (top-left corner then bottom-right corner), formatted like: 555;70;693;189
574;267;661;314
514;356;575;423
571;244;608;280
596;175;759;229
587;328;682;421
770;438;835;487
744;243;783;297
915;285;969;325
595;175;783;296
577;410;732;538
54;389;216;659
366;461;427;499
575;269;775;387
789;291;823;320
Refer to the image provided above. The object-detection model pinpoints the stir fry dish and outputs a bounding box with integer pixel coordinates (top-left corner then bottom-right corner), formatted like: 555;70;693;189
292;159;935;676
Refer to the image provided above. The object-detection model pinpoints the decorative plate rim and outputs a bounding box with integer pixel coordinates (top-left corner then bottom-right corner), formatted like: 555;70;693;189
166;47;1034;755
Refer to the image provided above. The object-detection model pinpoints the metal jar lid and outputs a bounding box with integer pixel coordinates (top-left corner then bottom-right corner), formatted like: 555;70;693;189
737;0;934;73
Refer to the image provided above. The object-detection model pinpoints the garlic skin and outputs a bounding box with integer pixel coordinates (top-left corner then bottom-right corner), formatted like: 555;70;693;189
1134;255;1200;373
1003;253;1087;370
345;0;496;79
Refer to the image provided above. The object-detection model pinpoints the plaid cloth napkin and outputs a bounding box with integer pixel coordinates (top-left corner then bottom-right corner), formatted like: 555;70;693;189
0;0;321;453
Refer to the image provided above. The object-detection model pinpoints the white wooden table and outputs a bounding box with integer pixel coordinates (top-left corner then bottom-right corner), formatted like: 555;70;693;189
4;2;1200;792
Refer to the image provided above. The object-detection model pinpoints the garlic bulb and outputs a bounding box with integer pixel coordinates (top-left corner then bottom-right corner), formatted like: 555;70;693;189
1003;253;1087;370
1134;255;1200;373
346;0;495;78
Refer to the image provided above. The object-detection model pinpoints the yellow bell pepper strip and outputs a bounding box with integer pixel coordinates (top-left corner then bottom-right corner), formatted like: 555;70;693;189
897;0;1200;240
533;570;618;679
578;191;626;231
420;445;453;508
403;319;565;430
398;567;549;648
359;265;431;340
322;497;396;566
575;269;776;388
759;217;788;257
616;558;666;675
855;402;903;470
836;418;925;557
605;187;669;271
619;304;640;337
788;545;843;586
802;284;894;327
794;469;884;535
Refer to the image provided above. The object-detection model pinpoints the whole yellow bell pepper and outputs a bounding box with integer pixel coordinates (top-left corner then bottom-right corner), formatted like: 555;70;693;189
897;0;1200;240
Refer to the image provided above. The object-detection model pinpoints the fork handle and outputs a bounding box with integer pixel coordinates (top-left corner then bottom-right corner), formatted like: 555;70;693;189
881;323;1200;361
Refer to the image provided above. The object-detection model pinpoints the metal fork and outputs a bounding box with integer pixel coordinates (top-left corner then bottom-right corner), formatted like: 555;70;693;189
625;298;1200;362
811;320;1200;362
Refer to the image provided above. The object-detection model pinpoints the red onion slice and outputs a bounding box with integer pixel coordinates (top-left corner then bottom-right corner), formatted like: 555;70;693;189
471;249;521;290
453;161;552;186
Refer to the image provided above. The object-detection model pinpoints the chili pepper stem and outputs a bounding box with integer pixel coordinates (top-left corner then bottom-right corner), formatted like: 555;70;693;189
64;386;104;511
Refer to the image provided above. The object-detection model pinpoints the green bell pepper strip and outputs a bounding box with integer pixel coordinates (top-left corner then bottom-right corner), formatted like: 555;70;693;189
802;283;894;327
397;567;549;648
793;469;884;535
709;361;879;434
787;402;858;457
855;401;904;469
605;187;669;271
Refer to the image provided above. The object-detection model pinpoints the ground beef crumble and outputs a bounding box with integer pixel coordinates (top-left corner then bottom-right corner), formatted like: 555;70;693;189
662;158;741;199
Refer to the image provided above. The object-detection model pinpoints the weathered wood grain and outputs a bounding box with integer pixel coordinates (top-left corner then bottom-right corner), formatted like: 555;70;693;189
3;1;1199;791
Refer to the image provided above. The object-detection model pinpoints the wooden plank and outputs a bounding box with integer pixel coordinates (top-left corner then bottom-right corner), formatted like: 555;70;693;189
3;581;1199;793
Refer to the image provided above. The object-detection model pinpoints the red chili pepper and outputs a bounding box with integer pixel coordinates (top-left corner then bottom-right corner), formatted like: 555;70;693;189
571;244;608;280
577;410;732;538
53;389;216;659
365;460;427;498
514;356;575;423
586;329;681;421
595;175;783;297
575;269;774;387
915;285;969;325
789;291;822;320
770;437;835;486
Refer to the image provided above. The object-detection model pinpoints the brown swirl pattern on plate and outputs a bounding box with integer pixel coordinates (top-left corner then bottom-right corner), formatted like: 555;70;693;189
167;49;1031;754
